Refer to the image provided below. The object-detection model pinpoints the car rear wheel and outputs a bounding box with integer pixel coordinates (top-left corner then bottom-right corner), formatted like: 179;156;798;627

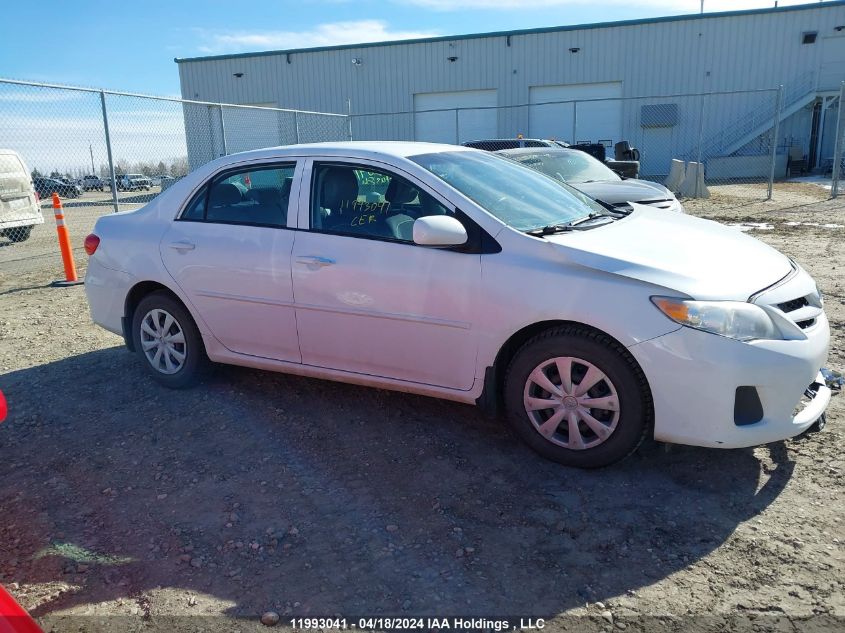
132;291;208;389
503;325;651;468
4;226;32;242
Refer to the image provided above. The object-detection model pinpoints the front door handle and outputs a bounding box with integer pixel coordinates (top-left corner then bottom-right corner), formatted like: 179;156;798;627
296;255;336;269
169;240;195;252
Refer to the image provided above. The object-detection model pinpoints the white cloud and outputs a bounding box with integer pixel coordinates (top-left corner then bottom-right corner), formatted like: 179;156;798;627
396;0;823;11
0;90;84;103
195;20;440;55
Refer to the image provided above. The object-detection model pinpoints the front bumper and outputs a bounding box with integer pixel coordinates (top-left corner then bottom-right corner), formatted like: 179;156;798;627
629;314;830;448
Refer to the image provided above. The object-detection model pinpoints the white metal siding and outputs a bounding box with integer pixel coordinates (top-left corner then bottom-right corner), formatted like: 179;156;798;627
819;34;845;89
179;3;845;114
177;3;845;157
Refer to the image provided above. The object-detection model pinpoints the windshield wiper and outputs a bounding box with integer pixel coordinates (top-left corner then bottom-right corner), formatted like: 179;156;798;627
525;212;610;236
525;223;578;236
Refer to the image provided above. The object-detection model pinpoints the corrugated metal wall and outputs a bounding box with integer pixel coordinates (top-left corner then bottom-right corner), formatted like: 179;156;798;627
178;3;845;114
176;2;845;169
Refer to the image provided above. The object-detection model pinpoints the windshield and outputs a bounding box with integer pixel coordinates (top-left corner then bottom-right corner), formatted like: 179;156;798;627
409;151;606;231
507;150;620;184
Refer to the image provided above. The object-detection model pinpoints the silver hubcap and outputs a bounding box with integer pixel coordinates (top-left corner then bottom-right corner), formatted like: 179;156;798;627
523;356;620;450
140;309;187;375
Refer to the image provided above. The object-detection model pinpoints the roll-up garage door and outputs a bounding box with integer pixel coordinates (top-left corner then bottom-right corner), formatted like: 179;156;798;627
414;90;498;144
529;82;622;145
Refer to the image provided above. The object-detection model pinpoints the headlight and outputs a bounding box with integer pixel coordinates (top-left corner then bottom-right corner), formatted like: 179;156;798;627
651;296;781;341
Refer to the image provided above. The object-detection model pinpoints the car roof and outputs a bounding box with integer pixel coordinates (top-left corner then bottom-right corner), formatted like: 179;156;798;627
216;141;475;163
464;138;552;142
497;147;578;156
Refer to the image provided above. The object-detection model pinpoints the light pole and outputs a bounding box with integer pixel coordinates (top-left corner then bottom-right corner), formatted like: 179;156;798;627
89;142;95;175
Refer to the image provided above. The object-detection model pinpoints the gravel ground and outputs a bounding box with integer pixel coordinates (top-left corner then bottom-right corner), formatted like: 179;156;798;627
0;182;843;632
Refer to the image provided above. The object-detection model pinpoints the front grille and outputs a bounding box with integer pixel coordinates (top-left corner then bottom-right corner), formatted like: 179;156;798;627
778;297;809;313
772;294;817;329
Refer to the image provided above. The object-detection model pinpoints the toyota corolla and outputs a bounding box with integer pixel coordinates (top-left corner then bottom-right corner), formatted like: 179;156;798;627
84;142;830;468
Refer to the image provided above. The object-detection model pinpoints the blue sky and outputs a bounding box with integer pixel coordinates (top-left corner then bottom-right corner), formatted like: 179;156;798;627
0;0;827;97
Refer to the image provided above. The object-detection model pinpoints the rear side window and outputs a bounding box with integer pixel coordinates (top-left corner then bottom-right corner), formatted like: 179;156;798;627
180;163;295;227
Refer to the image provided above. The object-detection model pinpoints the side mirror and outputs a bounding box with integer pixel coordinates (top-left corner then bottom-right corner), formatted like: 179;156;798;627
413;215;468;247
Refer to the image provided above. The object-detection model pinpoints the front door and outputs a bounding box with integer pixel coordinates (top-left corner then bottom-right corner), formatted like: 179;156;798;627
291;160;480;390
160;161;302;363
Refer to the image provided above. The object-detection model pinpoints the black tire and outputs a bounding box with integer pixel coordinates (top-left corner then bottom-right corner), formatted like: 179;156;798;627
6;226;32;243
131;290;208;389
503;325;652;468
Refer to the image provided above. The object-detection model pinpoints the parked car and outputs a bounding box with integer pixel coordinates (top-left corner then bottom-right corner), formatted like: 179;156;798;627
463;138;569;151
84;142;830;468
149;174;171;187
33;176;81;199
60;178;84;196
82;174;105;191
159;175;178;192
117;174;152;191
0;150;44;243
467;138;640;178
498;147;685;214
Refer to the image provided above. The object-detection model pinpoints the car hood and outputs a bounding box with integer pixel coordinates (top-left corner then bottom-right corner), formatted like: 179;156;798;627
544;204;793;300
572;179;673;204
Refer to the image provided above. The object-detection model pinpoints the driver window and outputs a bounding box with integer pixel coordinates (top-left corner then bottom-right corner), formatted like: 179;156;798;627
310;163;452;242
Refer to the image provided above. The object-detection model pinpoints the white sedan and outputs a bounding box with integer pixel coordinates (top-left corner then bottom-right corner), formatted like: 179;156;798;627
84;142;831;468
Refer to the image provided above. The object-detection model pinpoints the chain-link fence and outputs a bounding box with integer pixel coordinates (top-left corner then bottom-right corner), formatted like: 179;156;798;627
2;77;842;288
349;83;845;210
0;78;347;285
831;83;845;199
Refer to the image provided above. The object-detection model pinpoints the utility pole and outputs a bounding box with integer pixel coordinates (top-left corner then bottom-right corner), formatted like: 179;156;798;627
89;143;95;174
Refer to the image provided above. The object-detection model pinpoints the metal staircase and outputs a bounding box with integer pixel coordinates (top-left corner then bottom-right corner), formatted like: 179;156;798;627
698;72;818;160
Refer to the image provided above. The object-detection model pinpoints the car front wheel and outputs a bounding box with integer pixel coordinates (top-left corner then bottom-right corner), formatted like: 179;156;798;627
132;291;208;388
504;325;651;468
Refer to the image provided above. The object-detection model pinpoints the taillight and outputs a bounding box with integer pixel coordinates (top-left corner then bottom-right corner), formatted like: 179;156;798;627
34;190;40;202
84;233;100;256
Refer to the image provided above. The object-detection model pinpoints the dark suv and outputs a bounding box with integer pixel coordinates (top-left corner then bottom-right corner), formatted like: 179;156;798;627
462;138;570;151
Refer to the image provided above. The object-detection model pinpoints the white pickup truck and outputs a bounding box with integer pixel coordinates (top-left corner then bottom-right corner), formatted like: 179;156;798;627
0;149;44;243
118;173;152;191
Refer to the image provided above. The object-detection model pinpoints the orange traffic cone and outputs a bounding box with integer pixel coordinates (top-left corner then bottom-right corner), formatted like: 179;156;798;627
51;193;83;287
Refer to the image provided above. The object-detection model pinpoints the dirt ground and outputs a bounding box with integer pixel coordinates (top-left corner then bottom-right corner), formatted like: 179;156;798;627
0;182;843;632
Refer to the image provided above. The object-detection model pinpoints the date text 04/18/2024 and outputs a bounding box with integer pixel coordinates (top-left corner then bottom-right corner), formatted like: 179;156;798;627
288;618;546;630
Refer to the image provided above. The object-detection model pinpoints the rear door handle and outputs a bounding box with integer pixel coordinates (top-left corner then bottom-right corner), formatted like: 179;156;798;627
168;240;195;252
296;255;335;268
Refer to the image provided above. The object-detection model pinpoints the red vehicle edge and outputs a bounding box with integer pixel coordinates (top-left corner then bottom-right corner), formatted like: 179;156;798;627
0;586;41;633
0;390;42;633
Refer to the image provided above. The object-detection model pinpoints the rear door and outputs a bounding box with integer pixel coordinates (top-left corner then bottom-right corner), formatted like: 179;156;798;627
159;160;303;363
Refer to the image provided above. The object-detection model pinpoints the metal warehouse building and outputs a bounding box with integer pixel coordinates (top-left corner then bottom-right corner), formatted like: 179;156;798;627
176;1;845;178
